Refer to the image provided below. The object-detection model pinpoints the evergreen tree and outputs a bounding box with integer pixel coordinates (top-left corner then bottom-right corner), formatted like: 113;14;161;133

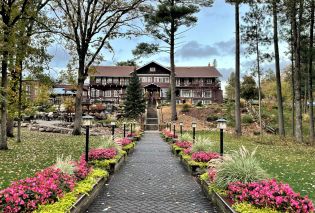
241;75;259;100
225;72;236;100
124;73;145;119
133;0;213;121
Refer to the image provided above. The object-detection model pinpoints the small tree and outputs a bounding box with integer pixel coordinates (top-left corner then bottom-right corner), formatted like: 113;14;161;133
241;75;259;101
124;73;145;119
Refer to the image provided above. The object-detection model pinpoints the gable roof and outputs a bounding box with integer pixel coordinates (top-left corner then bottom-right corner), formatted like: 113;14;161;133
91;66;135;77
175;66;222;78
92;62;222;78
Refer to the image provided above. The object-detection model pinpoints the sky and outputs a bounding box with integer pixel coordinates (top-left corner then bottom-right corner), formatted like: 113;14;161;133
47;1;291;90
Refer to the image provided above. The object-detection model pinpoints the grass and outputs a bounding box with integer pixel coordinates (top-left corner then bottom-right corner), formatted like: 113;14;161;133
0;130;107;190
196;130;315;201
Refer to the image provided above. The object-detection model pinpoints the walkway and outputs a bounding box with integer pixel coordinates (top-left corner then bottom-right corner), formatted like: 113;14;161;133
86;132;218;213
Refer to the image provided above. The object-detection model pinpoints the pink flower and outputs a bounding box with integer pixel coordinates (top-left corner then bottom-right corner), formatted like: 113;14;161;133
191;151;220;162
175;141;192;149
227;179;314;212
88;148;117;160
116;138;133;146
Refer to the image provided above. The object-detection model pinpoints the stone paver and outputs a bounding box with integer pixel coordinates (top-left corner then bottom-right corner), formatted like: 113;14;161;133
87;132;218;213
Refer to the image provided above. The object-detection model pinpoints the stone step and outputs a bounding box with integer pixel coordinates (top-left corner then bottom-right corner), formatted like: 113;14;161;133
146;119;158;124
145;124;159;131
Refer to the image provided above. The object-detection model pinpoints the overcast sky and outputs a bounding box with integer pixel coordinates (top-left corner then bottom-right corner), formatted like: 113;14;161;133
47;1;290;88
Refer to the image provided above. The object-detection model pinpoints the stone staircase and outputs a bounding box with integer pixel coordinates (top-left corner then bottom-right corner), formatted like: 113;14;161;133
145;101;159;131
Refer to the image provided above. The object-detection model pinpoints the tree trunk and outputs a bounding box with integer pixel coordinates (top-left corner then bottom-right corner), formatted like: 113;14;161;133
17;60;23;142
308;0;314;144
255;34;262;137
0;33;9;150
272;0;285;137
6;117;14;137
292;0;303;143
291;27;295;137
170;0;177;121
235;3;242;136
72;64;85;135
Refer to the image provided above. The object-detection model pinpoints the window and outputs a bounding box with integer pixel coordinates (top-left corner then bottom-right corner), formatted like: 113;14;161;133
96;77;101;84
105;90;111;97
91;88;95;97
26;85;31;95
181;89;191;97
150;67;156;72
113;90;119;97
113;78;119;84
193;90;202;98
95;90;100;97
204;90;212;98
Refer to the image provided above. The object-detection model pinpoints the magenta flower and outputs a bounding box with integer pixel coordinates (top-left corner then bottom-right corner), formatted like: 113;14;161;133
227;179;314;213
191;151;220;162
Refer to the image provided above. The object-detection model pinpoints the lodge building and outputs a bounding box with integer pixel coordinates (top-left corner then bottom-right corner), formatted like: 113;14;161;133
88;61;223;105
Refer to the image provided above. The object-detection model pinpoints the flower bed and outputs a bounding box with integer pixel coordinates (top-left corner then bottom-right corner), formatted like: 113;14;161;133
161;129;177;142
191;152;220;162
197;146;315;213
0;156;92;213
228;180;314;213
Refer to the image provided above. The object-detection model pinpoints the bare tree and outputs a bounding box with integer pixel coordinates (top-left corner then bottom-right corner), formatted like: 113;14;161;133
50;0;145;135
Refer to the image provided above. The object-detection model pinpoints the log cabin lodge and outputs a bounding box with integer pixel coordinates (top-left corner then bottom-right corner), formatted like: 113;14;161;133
87;61;223;105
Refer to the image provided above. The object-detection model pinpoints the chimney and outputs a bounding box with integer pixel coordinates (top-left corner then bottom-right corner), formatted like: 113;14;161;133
208;62;211;67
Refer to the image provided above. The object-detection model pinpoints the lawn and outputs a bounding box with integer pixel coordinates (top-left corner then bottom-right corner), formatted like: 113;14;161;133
196;130;315;202
0;130;108;190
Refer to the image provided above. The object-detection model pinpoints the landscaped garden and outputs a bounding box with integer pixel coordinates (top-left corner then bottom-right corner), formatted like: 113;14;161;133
162;128;315;212
0;128;142;212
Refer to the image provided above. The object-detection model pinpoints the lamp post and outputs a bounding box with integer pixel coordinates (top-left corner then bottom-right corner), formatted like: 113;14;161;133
111;121;116;140
217;118;227;156
123;122;126;138
179;122;183;137
192;122;197;143
169;122;171;131
130;122;133;135
166;122;169;129
173;122;176;139
82;115;94;163
133;121;136;134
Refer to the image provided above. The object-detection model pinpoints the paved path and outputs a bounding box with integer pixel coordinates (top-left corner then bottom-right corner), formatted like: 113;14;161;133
87;132;218;213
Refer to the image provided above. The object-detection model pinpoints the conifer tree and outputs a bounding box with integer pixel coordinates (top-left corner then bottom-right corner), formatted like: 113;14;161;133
124;73;145;119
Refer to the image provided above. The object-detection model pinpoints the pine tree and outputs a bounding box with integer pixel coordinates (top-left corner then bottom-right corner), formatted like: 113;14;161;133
124;73;146;119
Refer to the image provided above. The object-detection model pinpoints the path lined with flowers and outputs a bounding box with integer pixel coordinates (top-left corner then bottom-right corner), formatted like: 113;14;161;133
87;132;218;212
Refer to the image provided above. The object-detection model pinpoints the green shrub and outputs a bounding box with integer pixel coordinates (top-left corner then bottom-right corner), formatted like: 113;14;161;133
207;115;219;122
242;115;254;124
54;155;75;175
179;133;192;142
181;103;191;112
215;146;268;188
98;136;121;151
196;101;203;107
191;136;213;153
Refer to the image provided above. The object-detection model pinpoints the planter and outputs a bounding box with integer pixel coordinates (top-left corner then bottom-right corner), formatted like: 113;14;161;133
180;156;207;176
123;143;136;155
109;154;126;174
70;176;108;213
171;146;183;157
199;179;236;213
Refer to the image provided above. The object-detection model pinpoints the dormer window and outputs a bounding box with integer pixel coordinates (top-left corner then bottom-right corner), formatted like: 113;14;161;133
150;67;156;72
